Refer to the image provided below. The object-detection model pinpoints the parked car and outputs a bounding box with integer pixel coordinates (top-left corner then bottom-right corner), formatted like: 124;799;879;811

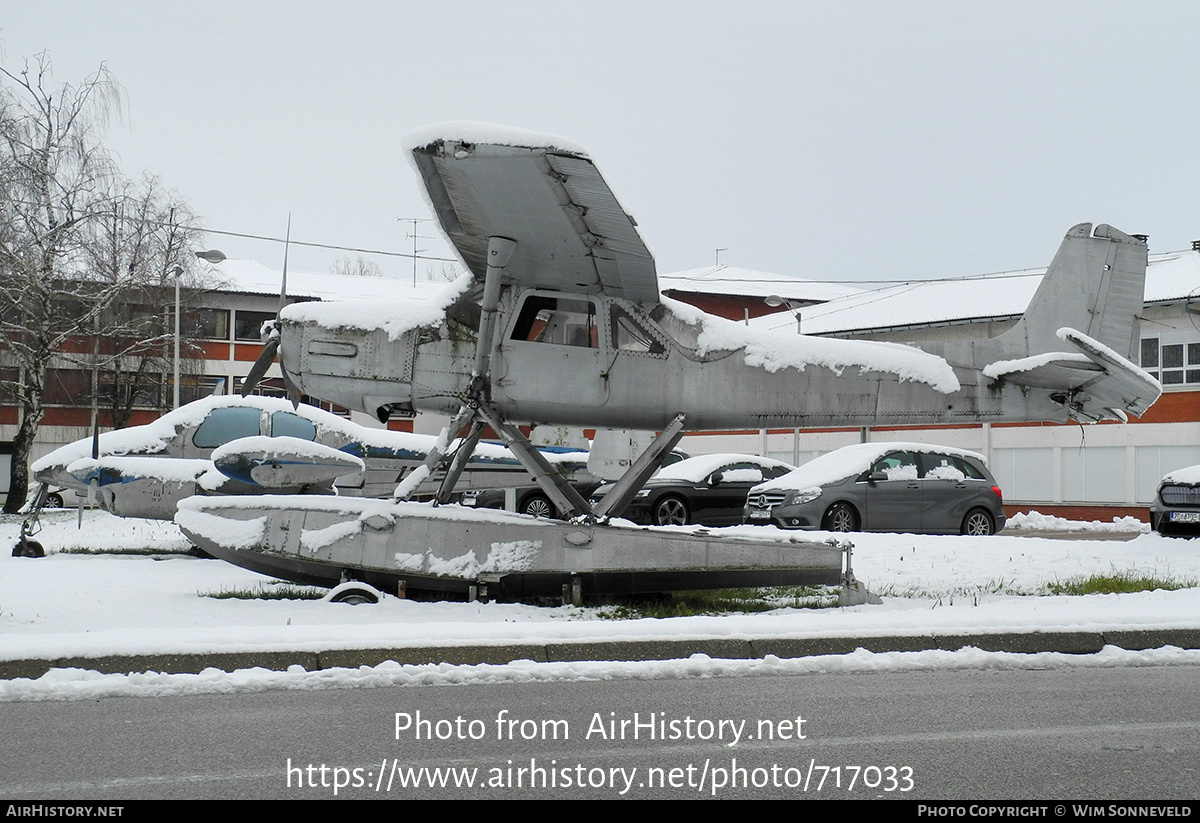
1149;465;1200;536
590;453;795;526
744;442;1005;535
459;481;605;519
460;450;689;519
24;482;73;510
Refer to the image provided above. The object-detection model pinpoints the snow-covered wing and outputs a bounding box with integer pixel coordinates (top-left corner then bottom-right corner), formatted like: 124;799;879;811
983;328;1162;420
982;351;1101;388
1056;327;1162;418
407;123;658;304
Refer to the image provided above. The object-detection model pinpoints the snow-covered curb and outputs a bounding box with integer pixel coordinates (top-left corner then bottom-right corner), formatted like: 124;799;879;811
4;646;1199;702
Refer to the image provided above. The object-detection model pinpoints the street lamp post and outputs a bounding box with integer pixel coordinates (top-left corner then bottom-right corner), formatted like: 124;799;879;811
169;251;227;409
764;295;802;334
181;249;227;404
172;266;182;409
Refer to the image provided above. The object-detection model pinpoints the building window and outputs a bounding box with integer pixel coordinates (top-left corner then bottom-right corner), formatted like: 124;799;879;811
98;371;161;409
234;310;276;342
179;375;226;406
43;369;93;406
183;308;230;341
1140;336;1200;385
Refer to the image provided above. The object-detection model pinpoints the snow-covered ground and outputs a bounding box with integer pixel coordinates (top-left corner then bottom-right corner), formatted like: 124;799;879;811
2;509;1197;701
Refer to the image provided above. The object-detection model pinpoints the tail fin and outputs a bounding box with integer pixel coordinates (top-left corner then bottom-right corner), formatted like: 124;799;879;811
999;223;1147;359
982;224;1159;421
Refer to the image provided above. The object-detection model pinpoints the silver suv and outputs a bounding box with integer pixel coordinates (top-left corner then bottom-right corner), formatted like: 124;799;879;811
744;442;1005;535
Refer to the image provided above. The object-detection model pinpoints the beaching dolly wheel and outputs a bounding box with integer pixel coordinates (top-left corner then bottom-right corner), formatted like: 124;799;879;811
327;582;381;605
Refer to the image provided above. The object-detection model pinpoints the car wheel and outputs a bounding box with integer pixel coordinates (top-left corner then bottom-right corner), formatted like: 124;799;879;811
653;496;690;526
45;492;64;508
521;494;555;519
822;502;859;533
961;508;996;536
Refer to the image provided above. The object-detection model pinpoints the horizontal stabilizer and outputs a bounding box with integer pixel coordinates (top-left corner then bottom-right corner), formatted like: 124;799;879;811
211;436;366;489
982;328;1161;421
982;351;1099;389
65;456;211;486
1056;327;1162;419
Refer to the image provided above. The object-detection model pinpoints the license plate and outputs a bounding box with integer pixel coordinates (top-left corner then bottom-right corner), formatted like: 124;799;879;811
461;497;477;507
1169;511;1200;523
748;509;771;520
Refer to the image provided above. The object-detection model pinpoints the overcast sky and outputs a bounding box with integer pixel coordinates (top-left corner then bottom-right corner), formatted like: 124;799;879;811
4;1;1200;286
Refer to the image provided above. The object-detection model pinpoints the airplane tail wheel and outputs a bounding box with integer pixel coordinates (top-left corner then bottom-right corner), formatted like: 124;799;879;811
13;538;45;558
823;503;858;533
653;496;689;526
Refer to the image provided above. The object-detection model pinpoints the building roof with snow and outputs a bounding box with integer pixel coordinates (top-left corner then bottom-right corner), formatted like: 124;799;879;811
750;250;1200;336
659;265;863;304
201;258;448;303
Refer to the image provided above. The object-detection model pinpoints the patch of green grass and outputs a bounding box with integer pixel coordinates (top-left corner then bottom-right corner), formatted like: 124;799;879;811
873;578;1025;601
594;586;841;619
201;584;327;601
1044;570;1197;596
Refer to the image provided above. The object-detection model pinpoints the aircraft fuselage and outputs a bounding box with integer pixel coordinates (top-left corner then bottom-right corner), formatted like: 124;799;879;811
286;288;1062;432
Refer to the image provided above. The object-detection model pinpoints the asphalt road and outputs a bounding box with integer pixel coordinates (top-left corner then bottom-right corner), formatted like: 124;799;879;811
3;663;1197;800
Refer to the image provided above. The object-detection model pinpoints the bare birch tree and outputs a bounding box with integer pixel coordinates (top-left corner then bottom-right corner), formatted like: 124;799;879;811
82;174;207;429
0;54;205;511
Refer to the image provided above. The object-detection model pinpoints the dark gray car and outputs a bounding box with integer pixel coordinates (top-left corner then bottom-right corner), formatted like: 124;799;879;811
1149;465;1200;536
744;442;1006;535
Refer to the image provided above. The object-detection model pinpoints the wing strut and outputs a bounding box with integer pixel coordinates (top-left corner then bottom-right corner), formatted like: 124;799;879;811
590;414;687;521
394;235;596;519
474;402;593;517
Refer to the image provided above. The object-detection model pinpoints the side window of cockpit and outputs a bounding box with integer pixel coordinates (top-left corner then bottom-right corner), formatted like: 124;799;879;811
191;407;262;449
510;296;597;348
270;411;317;441
610;307;665;355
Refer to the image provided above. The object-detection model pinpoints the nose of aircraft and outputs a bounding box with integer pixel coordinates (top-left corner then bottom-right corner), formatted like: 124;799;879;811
276;314;420;422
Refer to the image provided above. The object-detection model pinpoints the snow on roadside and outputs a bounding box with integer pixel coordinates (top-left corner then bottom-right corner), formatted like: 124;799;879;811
1005;510;1150;533
4;646;1199;703
3;510;1199;700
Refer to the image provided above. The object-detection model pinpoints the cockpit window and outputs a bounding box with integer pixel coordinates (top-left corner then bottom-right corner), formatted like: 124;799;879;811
270;411;317;441
510;295;597;348
192;407;262;449
610;306;665;355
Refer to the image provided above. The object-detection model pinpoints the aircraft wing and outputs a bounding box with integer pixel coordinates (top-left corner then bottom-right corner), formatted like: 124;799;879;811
407;123;659;304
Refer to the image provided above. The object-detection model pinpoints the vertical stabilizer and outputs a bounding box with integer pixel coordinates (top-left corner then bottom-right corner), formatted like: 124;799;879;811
999;223;1147;359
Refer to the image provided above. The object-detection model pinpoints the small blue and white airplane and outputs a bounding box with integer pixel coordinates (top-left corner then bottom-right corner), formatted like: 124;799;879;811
29;394;588;521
